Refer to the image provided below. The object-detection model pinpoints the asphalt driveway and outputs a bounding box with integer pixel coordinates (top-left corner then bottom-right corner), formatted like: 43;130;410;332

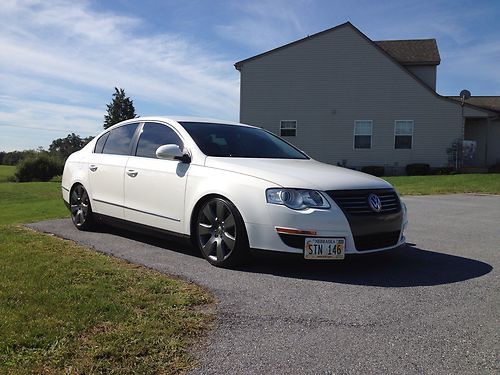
28;194;499;374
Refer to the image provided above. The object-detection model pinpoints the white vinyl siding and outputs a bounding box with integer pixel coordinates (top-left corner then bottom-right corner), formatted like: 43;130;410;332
354;120;372;149
280;120;297;136
239;23;467;168
395;120;414;149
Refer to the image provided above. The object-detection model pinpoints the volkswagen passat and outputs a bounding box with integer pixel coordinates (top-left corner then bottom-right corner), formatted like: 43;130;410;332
62;117;407;266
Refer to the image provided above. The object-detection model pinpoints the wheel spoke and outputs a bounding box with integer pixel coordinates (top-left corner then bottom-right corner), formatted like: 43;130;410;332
81;203;89;216
81;189;88;203
71;190;79;203
216;201;225;222
77;210;84;225
216;240;225;261
223;214;235;229
70;204;79;214
202;204;216;226
222;231;235;250
198;223;212;235
201;236;216;256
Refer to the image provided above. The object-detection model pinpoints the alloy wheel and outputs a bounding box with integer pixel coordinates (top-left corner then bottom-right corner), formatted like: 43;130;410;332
197;198;237;263
70;185;91;228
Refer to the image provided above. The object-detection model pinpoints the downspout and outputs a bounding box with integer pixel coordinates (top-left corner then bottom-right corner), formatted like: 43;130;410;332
460;103;465;171
485;117;490;167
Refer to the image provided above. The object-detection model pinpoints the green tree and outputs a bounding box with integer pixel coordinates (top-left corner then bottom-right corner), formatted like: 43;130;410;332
0;150;37;165
103;87;137;129
49;133;94;160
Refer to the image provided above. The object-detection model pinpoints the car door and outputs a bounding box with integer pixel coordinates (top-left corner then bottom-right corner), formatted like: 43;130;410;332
124;122;189;233
88;122;140;218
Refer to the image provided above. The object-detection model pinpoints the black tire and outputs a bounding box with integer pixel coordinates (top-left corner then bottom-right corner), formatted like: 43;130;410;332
194;197;249;267
69;184;95;231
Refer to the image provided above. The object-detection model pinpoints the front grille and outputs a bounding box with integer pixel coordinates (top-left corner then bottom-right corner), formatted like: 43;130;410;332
326;189;403;252
326;189;401;215
353;231;401;251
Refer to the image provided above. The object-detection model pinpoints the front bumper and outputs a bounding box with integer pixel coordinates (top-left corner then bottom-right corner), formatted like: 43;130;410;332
245;192;407;255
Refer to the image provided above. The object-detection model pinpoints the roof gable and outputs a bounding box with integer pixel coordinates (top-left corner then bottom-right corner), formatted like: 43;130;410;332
234;22;353;69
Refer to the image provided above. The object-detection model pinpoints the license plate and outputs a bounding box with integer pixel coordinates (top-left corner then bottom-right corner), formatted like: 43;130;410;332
304;238;345;260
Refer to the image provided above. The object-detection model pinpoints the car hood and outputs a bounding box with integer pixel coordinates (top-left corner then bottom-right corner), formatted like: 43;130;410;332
204;158;393;191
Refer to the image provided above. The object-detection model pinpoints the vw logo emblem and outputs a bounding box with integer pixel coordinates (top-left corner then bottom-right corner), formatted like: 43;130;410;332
368;193;382;213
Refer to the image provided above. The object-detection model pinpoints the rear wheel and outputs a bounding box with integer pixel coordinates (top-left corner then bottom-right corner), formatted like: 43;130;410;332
195;197;248;267
70;184;95;230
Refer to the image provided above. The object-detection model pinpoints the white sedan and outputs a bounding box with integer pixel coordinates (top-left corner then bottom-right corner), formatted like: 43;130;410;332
62;117;407;266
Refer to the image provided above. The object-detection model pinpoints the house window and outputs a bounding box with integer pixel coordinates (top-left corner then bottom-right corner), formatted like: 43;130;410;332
395;120;414;149
354;120;372;149
280;120;297;136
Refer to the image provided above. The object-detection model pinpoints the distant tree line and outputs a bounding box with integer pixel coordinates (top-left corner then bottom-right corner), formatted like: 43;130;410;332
0;150;36;165
0;134;94;165
2;88;136;182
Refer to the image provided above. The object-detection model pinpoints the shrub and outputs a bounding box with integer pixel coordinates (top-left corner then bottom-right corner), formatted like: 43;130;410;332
488;163;500;173
361;165;385;177
406;163;430;176
431;167;455;175
15;154;64;182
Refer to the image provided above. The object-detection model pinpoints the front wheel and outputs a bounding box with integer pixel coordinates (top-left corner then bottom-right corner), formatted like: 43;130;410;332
70;184;95;230
195;197;249;267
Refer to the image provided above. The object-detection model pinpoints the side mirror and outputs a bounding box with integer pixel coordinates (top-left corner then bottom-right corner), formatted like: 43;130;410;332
156;144;191;163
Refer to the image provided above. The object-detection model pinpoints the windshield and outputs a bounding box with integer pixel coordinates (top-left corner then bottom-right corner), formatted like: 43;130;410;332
179;122;309;159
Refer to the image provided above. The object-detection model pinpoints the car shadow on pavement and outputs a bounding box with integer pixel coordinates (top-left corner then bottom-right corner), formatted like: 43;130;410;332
94;223;203;257
239;244;493;287
92;224;492;288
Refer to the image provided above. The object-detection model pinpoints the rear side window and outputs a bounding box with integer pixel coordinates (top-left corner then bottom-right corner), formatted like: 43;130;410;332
94;132;109;153
102;123;138;155
136;122;183;158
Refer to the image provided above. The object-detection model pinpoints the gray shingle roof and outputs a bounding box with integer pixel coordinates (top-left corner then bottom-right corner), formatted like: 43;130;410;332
375;39;441;65
448;96;500;113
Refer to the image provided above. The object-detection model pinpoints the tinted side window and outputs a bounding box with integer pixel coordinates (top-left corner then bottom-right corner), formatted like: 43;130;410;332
94;132;109;153
102;123;138;155
136;122;183;158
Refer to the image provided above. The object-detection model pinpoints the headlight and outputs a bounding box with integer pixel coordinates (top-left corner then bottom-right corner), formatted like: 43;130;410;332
266;188;330;210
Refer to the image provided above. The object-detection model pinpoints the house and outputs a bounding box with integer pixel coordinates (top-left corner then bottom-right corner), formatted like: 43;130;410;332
234;22;500;173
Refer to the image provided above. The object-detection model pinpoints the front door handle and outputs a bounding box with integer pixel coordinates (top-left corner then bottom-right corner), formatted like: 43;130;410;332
89;165;98;172
126;169;138;178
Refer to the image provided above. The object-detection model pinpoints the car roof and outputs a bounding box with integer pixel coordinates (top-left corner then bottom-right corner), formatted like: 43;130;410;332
132;116;255;128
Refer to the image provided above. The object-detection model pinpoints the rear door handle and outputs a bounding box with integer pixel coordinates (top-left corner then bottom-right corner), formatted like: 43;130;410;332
126;169;138;178
89;165;98;172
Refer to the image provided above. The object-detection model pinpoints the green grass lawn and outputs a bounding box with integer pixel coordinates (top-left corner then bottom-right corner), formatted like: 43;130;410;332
384;173;500;195
0;182;67;225
0;180;213;373
0;165;15;182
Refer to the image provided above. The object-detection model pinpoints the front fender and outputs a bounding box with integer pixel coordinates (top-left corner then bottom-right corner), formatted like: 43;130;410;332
183;165;280;235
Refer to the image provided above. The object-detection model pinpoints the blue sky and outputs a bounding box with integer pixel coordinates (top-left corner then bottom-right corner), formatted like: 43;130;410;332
1;0;499;151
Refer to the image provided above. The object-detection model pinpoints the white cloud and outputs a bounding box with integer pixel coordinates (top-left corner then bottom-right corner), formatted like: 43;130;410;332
0;0;240;150
0;95;103;134
215;0;310;52
0;95;103;151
